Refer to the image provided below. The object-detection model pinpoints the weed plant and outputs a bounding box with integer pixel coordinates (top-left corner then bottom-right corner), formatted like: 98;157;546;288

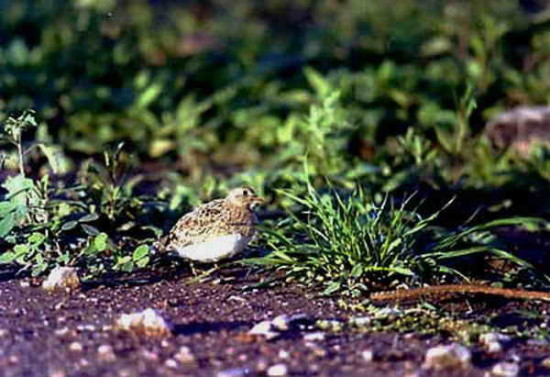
248;169;541;296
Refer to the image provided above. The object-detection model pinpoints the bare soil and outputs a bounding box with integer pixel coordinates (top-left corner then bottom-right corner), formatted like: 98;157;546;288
0;268;549;377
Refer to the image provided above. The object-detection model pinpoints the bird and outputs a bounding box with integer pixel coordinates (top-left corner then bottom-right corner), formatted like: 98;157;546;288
154;187;264;263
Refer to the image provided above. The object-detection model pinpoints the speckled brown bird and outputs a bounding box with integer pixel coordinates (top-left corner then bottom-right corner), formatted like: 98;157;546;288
154;187;263;263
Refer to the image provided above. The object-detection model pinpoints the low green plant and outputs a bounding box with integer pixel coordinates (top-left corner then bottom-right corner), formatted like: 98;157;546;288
248;168;539;296
0;115;161;278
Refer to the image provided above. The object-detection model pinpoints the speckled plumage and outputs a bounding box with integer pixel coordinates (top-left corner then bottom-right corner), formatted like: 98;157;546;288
155;187;263;262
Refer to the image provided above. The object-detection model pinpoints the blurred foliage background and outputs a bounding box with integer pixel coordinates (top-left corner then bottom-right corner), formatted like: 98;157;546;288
1;0;548;167
0;0;549;280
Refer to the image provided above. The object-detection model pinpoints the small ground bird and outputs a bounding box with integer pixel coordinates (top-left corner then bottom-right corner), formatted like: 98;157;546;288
154;187;263;263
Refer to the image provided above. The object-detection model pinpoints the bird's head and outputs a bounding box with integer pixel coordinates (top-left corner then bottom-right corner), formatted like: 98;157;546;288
226;187;264;210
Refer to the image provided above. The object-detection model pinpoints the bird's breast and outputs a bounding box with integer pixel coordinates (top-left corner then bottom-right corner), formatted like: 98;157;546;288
174;233;252;263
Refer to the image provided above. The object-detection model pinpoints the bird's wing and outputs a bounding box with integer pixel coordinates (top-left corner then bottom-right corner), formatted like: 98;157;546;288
162;199;226;249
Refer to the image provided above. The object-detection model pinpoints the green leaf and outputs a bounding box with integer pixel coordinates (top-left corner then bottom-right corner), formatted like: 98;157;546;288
0;213;15;238
94;233;108;252
121;261;134;273
323;281;341;295
0;252;17;264
132;245;149;261
136;83;162;108
79;213;99;223
81;224;100;236
0;201;17;215
61;220;78;231
28;232;46;245
13;244;29;254
135;256;150;268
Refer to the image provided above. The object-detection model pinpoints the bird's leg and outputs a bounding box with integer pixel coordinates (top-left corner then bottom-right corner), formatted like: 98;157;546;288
189;261;199;276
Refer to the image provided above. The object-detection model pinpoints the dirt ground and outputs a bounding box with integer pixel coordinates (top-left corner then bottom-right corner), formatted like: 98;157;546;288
0;267;549;377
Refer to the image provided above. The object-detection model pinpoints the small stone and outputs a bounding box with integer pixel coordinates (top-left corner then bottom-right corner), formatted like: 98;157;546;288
77;324;96;332
541;357;550;368
256;358;269;372
115;308;172;337
216;368;249;377
54;327;71;337
20;280;30;288
140;349;159;361
42;267;80;291
97;344;116;362
278;350;290;359
68;342;83;352
174;346;196;365
479;333;511;354
49;370;66;377
79;358;89;367
361;349;374;362
0;329;8;337
271;315;291;331
349;316;372;327
491;362;520;377
376;308;402;317
267;363;288;376
303;332;325;342
423;343;471;371
248;320;279;340
164;359;178;369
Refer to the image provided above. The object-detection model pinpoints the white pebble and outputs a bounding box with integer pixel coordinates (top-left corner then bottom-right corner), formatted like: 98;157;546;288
361;349;374;362
97;344;116;362
42;267;80;291
479;333;511;354
491;362;520;377
248;320;279;340
267;363;288;376
68;342;83;352
216;368;249;377
164;358;178;369
174;346;196;364
423;343;471;371
115;308;172;337
303;332;325;342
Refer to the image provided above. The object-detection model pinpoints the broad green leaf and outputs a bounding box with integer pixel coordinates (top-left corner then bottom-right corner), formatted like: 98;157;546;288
323;281;341;295
28;232;46;245
0;213;15;237
0;201;17;214
79;213;99;223
132;245;149;261
61;221;78;231
94;233;108;252
135;256;150;268
0;252;16;264
81;224;100;236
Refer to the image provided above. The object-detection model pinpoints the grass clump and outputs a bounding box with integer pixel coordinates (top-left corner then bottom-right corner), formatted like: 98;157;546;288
250;171;539;296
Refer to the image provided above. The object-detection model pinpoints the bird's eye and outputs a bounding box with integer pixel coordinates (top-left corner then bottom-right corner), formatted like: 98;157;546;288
243;189;249;197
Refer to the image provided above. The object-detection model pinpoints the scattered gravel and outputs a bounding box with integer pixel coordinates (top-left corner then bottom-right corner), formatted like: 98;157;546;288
1;269;549;377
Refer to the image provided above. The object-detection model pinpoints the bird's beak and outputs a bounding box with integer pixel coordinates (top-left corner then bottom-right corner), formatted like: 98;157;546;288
250;195;265;208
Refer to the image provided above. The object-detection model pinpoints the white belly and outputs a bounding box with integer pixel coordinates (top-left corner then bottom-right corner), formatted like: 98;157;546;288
174;233;251;263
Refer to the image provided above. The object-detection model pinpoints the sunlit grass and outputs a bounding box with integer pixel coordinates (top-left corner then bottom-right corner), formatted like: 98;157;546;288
248;171;539;296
